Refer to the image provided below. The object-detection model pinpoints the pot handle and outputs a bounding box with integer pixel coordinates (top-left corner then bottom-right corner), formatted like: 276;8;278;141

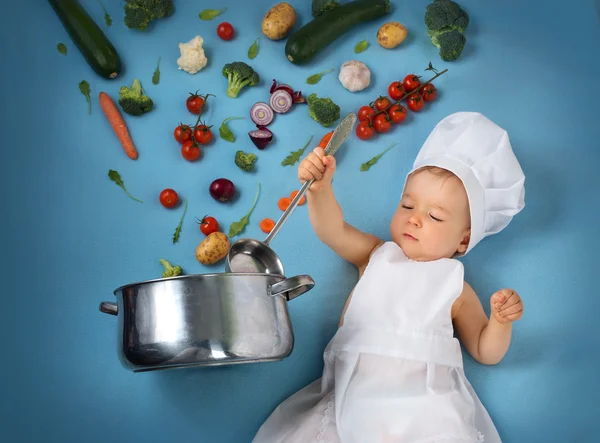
269;275;315;301
99;302;118;316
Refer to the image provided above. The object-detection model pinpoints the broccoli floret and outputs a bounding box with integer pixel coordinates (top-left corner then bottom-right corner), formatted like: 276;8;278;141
312;0;339;17
307;93;340;127
434;29;466;61
425;0;469;61
159;259;183;278
118;79;153;116
235;151;257;172
124;0;174;31
222;62;260;98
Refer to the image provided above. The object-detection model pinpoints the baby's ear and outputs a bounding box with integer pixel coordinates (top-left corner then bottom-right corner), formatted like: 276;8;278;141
456;228;471;254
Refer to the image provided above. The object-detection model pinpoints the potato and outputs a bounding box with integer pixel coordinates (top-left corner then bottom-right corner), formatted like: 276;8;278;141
262;2;296;41
196;232;230;265
377;22;408;49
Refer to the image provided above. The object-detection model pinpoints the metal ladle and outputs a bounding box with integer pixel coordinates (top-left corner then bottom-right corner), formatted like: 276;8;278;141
225;113;357;276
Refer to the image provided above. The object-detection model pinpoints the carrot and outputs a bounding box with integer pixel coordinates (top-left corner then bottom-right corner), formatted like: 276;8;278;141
98;91;138;160
290;190;306;205
260;218;275;234
318;131;334;148
278;197;291;211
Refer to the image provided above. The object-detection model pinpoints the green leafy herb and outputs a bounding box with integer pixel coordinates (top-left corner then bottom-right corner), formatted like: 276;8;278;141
354;39;369;53
248;38;259;60
173;198;188;244
219;117;245;142
306;68;334;85
229;183;261;237
57;43;67;55
360;143;398;171
79;80;91;115
199;8;226;20
97;0;112;27
281;135;313;166
108;170;143;203
152;56;161;85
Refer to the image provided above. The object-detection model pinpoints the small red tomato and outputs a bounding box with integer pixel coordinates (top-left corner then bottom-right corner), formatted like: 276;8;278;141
181;141;202;161
217;22;234;41
356;121;375;140
374;96;391;111
421;83;437;101
159;189;179;208
373;114;392;133
196;215;220;236
388;82;405;101
194;124;213;145
186;93;205;115
403;74;421;92
388;104;407;124
357;105;376;122
174;124;192;144
407;93;425;112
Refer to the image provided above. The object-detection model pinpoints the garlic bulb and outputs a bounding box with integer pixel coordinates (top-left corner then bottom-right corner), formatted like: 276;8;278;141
338;60;371;92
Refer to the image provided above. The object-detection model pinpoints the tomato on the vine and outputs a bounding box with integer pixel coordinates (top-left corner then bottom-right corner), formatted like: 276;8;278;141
388;82;405;101
358;105;376;122
356;121;375;140
217;22;234;41
421;84;437;101
196;215;219;236
374;96;391;111
181;141;202;161
174;124;192;144
159;189;179;208
388;104;407;124
186;92;206;114
403;74;421;92
373;114;392;133
194;124;213;145
407;93;425;112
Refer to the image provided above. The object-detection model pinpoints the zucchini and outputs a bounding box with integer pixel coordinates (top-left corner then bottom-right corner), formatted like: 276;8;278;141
285;0;391;65
49;0;121;79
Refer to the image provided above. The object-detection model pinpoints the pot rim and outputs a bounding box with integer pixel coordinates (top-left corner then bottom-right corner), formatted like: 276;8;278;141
112;272;287;295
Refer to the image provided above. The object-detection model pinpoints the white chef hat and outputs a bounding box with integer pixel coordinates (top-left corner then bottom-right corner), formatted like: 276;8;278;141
407;112;525;255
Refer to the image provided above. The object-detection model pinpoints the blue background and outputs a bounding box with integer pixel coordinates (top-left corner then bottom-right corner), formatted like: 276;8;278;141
2;0;599;441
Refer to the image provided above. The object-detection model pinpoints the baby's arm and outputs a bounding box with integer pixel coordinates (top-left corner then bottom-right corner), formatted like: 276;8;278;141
452;282;524;365
299;147;383;269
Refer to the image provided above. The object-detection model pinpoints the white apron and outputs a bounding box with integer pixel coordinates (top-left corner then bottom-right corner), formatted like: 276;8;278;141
252;242;502;443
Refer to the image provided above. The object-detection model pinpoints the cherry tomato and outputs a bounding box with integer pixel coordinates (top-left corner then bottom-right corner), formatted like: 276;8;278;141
197;215;219;236
388;104;407;124
407;93;425;112
174;124;192;144
373;114;392;133
388;82;405;101
421;83;437;101
374;96;391;111
193;124;213;145
181;141;202;161
356;121;375;140
403;74;421;92
357;105;376;122
217;22;234;41
159;189;179;208
186;93;205;114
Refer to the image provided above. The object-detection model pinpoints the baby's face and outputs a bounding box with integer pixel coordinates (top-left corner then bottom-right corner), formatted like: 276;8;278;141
390;168;471;261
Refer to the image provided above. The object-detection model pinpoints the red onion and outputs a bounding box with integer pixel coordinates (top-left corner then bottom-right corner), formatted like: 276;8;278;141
269;89;293;114
250;102;274;126
270;79;305;104
209;178;236;202
249;126;273;150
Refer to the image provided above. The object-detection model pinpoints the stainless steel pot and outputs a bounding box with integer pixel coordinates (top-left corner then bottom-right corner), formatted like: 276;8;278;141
99;273;314;372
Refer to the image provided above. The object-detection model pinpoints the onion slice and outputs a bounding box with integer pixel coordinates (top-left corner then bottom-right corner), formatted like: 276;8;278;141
249;126;273;150
250;102;274;126
269;89;293;114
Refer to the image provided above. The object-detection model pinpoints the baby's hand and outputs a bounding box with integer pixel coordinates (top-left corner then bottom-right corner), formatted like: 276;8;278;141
490;289;523;325
298;147;336;192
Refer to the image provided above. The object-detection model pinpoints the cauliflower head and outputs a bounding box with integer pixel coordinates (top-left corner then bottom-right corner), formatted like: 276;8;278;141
177;36;208;74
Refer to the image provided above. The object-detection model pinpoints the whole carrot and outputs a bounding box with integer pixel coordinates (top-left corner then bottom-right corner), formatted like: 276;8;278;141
98;91;138;160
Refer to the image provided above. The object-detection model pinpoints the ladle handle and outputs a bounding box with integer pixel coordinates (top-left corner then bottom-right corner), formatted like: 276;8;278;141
264;179;312;245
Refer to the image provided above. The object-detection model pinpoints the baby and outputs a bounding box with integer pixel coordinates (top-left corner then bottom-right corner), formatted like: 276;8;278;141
252;112;526;443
